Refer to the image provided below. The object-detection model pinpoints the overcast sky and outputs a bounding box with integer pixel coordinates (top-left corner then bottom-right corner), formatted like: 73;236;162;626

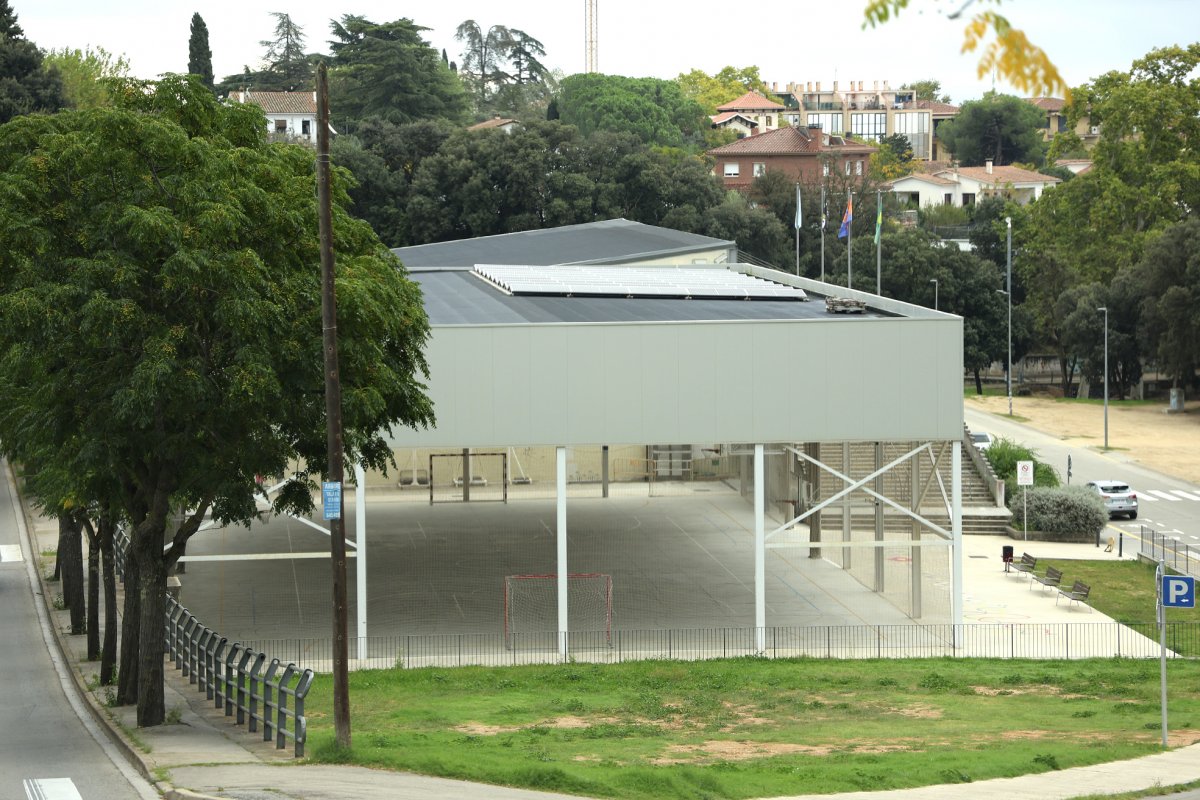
16;0;1200;104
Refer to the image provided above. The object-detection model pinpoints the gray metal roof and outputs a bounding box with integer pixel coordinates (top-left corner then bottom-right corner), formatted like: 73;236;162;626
391;219;736;268
414;269;887;325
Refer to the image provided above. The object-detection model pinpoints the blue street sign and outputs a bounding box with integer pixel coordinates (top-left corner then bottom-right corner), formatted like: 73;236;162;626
1161;574;1196;608
322;481;342;521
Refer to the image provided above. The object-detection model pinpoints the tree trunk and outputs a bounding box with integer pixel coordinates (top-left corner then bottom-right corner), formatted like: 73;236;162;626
83;518;100;661
974;369;983;395
116;551;140;706
59;513;86;635
99;517;118;686
132;520;168;727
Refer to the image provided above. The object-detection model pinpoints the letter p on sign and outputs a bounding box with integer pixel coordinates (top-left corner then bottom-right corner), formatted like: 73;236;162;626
1162;575;1196;608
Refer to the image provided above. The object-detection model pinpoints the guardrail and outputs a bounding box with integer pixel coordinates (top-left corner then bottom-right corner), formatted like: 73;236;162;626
1141;526;1199;576
165;596;314;756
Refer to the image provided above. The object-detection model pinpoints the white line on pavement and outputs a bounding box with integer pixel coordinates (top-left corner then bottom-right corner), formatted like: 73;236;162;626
1148;490;1182;501
23;778;83;800
0;543;23;562
1171;489;1200;501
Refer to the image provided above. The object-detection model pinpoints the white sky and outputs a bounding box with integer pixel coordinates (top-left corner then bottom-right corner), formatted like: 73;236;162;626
16;0;1200;104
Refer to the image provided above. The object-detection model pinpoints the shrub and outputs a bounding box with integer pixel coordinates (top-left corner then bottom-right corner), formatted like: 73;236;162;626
985;437;1060;499
1008;485;1107;536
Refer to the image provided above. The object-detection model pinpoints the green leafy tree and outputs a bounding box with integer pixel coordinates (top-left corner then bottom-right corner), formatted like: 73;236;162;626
187;13;214;89
44;46;129;109
870;133;915;180
900;78;950;104
937;92;1045;166
1059;282;1141;400
555;73;708;149
676;66;771;112
0;75;434;726
329;15;468;129
1130;218;1200;392
260;11;311;88
0;0;67;121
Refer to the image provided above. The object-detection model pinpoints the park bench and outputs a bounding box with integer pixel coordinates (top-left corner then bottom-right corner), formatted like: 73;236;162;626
1011;553;1037;576
1057;580;1092;610
1031;566;1063;593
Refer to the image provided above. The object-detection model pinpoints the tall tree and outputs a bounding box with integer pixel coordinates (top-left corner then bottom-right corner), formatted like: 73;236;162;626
329;15;468;129
0;0;67;121
187;13;214;90
676;66;771;113
555;73;708;149
936;92;1045;166
1131;218;1200;392
0;75;434;726
260;11;310;88
44;46;130;109
900;79;950;104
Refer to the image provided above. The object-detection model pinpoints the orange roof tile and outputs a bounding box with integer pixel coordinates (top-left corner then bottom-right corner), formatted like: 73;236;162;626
468;117;518;131
1025;97;1066;111
706;126;876;156
716;91;786;112
938;165;1061;185
229;90;316;115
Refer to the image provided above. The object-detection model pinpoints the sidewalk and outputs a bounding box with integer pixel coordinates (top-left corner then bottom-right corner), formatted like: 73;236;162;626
20;489;1200;800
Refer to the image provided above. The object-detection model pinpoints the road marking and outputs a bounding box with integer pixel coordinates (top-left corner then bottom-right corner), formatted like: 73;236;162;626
1171;489;1200;501
23;778;83;800
1148;490;1183;501
1138;493;1158;501
0;544;23;562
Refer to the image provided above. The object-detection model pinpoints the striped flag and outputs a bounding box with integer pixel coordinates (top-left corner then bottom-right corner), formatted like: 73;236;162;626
838;195;853;239
874;192;882;244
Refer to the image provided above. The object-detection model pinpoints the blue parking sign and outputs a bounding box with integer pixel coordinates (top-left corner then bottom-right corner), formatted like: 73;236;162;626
1161;575;1196;608
322;481;342;521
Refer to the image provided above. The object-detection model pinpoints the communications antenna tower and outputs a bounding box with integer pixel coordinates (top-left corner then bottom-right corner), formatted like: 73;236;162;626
585;0;597;73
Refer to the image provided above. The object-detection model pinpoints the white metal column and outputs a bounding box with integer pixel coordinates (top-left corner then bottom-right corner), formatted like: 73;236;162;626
952;441;963;645
355;463;367;661
556;446;568;659
754;444;765;652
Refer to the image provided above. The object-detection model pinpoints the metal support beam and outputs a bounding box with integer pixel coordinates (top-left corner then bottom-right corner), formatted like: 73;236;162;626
355;463;367;661
910;447;923;618
842;442;852;570
556;446;568;659
874;442;884;593
952;441;963;646
602;445;609;499
754;444;766;653
462;447;471;502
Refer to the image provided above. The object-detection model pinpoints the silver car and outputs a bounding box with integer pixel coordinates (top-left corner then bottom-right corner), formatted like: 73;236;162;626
1086;480;1138;520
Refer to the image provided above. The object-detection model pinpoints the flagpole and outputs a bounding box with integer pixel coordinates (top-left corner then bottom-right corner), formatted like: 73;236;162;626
876;190;882;295
820;184;826;282
847;190;852;290
794;182;801;275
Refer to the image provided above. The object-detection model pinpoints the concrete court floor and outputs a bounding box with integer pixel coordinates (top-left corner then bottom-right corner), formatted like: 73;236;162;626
173;483;953;659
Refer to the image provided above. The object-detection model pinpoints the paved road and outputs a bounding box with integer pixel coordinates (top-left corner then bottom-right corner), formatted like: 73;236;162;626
0;460;158;800
966;406;1200;560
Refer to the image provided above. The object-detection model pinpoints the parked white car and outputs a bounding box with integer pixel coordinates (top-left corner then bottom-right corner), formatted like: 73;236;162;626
1086;480;1138;520
970;431;995;452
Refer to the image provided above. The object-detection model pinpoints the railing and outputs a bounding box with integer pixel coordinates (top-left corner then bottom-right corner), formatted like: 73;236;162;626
1142;526;1199;576
963;423;1005;506
165;596;314;756
234;621;1200;672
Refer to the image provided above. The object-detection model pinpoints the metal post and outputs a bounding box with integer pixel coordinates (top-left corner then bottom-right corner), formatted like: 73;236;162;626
930;279;938;311
1006;217;1013;417
820;184;826;282
355;463;367;662
1158;560;1169;748
754;444;766;653
847;191;853;290
875;190;882;295
1098;306;1109;449
952;441;963;646
794;182;801;275
556;446;568;660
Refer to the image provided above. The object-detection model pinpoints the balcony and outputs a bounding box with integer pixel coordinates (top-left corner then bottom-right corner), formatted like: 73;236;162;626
802;101;843;111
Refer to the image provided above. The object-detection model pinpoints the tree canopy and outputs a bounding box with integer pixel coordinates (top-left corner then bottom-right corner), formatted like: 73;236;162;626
187;13;214;89
937;92;1045;167
260;11;311;88
554;73;708;149
0;0;67;122
454;21;553;119
900;79;950;104
0;75;434;726
675;66;771;113
43;46;129;110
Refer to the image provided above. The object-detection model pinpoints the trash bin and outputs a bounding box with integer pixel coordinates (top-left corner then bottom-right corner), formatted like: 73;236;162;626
1002;545;1014;572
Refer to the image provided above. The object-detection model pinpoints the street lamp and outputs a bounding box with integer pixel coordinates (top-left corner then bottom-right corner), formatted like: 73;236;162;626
929;278;938;311
1006;216;1013;417
1098;306;1109;450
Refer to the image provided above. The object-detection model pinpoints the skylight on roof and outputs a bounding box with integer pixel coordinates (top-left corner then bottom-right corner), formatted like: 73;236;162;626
472;264;807;301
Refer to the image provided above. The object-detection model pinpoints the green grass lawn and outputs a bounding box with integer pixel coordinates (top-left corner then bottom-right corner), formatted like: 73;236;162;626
303;657;1200;799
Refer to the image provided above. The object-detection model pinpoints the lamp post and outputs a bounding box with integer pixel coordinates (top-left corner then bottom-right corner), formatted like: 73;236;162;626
1006;216;1013;417
1098;306;1109;449
929;279;938;311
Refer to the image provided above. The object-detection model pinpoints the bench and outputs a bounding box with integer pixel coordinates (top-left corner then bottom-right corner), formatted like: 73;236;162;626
1031;566;1063;593
1057;580;1092;610
1011;553;1037;576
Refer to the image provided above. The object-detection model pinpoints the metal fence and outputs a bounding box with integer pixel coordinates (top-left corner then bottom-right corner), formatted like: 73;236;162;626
165;596;314;756
234;620;1199;672
1141;526;1200;576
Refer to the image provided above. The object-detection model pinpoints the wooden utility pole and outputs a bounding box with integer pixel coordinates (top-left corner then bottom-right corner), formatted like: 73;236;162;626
316;62;351;748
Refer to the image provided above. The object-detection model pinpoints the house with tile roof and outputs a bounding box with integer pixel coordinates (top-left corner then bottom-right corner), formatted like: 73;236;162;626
227;90;321;145
887;160;1060;208
715;91;788;132
706;124;877;190
1025;97;1100;148
709;111;758;139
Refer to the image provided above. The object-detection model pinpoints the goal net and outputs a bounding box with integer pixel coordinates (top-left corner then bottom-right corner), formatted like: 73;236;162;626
503;573;612;648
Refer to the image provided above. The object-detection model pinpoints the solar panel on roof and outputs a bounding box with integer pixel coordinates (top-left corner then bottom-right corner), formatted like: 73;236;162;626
472;264;807;301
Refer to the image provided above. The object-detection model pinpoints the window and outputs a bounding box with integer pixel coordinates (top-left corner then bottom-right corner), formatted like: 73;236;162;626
274;119;287;133
893;111;931;159
823;163;830;177
962;192;976;206
850;112;886;141
788;114;800;125
765;116;772;127
301;119;312;136
845;160;852;175
807;112;841;135
753;162;766;177
723;162;740;178
944;193;953;205
855;160;863;176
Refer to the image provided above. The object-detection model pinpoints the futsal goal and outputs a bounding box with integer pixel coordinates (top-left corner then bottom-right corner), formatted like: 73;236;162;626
503;573;613;648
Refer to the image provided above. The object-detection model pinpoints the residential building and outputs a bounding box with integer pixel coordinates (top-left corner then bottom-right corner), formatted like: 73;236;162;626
887;160;1060;208
1025;97;1100;148
468;117;520;133
706;124;877;191
227;90;319;144
709;111;759;139
713;91;787;133
914;99;960;161
766;79;946;160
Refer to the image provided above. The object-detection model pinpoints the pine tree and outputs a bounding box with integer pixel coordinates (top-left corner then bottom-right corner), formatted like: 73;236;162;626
187;12;214;90
0;0;67;121
259;12;311;89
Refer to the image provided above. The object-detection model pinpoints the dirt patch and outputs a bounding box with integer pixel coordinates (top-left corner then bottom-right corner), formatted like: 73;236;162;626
717;702;774;732
456;722;519;735
967;395;1200;485
971;684;1089;699
885;704;943;719
653;740;832;764
999;729;1055;740
454;715;620;736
